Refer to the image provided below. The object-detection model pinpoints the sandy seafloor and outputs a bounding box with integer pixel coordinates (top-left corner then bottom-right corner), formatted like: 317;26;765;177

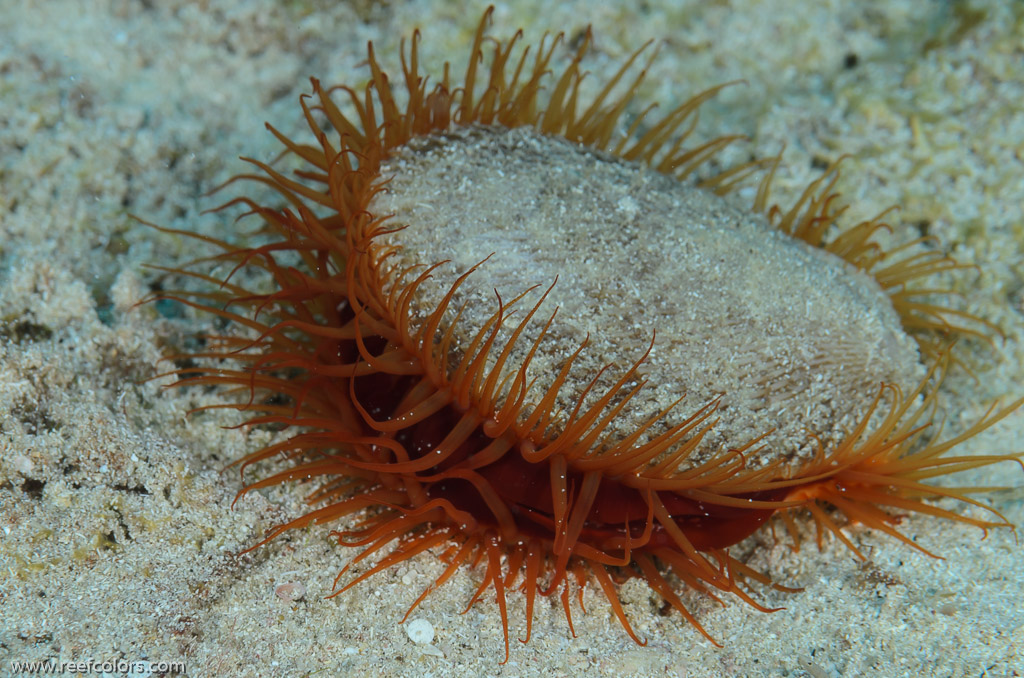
1;1;1023;677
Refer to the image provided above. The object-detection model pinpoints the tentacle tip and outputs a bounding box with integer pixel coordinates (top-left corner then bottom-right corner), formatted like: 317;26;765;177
230;487;252;508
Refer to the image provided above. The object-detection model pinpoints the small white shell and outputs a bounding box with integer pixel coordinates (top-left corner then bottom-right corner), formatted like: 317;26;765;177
405;618;435;645
274;581;305;602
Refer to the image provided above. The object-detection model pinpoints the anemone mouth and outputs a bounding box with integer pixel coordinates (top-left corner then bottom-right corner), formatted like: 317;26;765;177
145;6;1022;664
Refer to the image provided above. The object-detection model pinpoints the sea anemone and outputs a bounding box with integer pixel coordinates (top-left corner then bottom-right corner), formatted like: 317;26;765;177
147;7;1022;663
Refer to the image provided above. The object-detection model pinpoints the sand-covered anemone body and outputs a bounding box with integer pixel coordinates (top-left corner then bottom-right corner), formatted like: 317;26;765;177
152;8;1022;662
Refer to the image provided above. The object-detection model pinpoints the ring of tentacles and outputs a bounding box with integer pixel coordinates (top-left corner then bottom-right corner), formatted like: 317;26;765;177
149;7;1022;663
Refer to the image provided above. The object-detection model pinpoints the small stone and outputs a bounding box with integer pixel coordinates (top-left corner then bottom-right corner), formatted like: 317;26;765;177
12;454;34;475
405;618;435;644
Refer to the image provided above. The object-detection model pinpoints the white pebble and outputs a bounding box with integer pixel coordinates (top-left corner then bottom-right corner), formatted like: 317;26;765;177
12;454;33;474
405;618;434;644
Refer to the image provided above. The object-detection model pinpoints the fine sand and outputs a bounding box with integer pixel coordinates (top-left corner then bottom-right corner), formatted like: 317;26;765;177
1;2;1022;677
